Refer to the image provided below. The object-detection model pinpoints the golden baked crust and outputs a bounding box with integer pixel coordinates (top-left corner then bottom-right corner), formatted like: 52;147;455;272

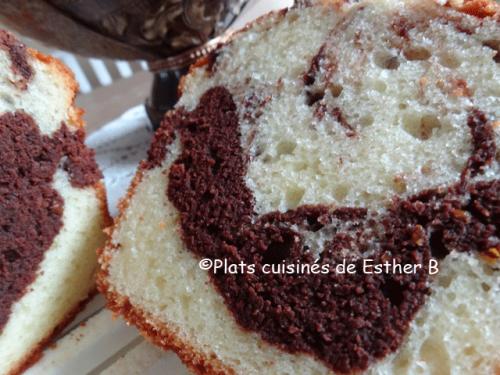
98;283;234;375
445;0;499;18
6;291;97;375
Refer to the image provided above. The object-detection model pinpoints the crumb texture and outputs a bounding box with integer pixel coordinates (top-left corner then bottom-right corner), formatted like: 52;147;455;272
102;1;499;374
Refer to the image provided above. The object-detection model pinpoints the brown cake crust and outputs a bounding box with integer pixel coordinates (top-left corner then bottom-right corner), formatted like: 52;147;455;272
6;290;98;375
100;285;234;375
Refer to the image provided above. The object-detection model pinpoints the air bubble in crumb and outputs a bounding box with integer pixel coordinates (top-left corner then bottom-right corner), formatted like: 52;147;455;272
393;175;407;194
404;46;431;61
286;186;305;208
276;140;297;156
262;154;272;164
155;277;166;289
334;184;349;201
292;161;308;172
403;113;442;140
374;51;400;70
438;276;452;288
421;161;432;175
455;304;468;317
329;83;343;97
419;337;451;375
360;115;374;126
464;346;476;356
481;282;491;292
373;80;387;93
439;52;461;68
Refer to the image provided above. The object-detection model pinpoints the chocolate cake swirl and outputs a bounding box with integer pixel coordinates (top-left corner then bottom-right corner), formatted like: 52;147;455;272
0;112;101;331
145;86;498;373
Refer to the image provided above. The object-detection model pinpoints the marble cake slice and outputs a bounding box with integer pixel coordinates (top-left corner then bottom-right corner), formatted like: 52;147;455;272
98;1;499;374
0;30;109;375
